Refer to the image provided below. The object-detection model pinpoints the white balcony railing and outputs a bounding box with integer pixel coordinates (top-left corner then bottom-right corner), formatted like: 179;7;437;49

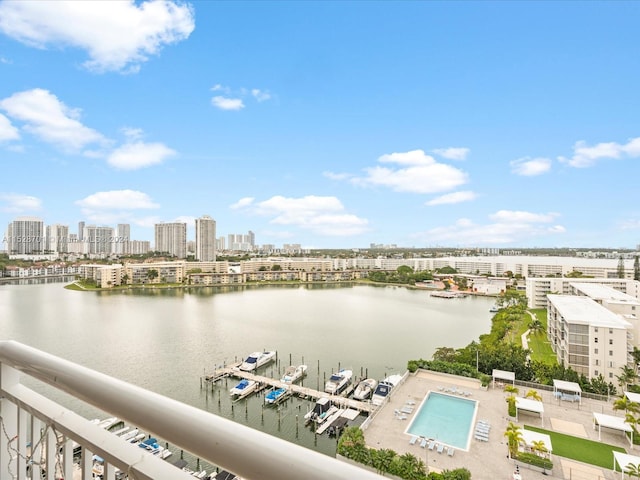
0;340;383;480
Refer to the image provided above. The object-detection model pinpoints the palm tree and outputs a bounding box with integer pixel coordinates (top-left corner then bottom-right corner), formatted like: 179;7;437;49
528;319;544;336
614;396;640;414
625;462;640;479
617;365;637;392
504;422;523;459
504;384;519;396
530;439;548;457
525;389;542;402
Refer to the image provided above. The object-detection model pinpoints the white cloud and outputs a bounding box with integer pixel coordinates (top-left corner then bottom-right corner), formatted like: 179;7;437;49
76;190;160;210
234;195;370;236
211;84;230;93
0;88;106;151
0;193;41;212
432;147;469;161
510;157;552;176
351;149;468;194
230;197;255;209
559;136;640;168
211;96;245;111
121;127;144;141
107;141;176;170
0;113;20;141
0;0;194;73
425;191;477;206
411;210;564;246
251;89;271;102
323;171;353;181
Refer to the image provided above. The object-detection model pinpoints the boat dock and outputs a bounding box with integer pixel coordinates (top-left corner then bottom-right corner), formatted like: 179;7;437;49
202;366;377;414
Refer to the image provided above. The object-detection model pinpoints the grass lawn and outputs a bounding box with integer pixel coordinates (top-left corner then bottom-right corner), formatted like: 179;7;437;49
524;425;626;469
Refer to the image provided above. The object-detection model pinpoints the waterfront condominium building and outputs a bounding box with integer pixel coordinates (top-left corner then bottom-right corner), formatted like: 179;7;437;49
84;225;114;256
116;223;131;255
195;215;216;261
7;216;44;255
45;224;69;253
154;222;187;259
547;294;632;381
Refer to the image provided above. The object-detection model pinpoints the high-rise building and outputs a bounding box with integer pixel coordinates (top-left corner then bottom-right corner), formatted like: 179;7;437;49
195;215;216;261
84;225;114;255
228;232;255;252
46;224;69;253
7;217;44;255
116;224;130;255
78;221;85;241
154;223;187;258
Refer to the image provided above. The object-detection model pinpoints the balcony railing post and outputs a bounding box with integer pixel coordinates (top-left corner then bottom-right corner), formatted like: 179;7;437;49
1;363;20;480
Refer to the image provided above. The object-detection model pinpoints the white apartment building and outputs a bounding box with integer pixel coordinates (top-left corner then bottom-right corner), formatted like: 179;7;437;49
84;225;114;256
6;216;44;255
195;215;216;261
526;277;640;308
154;222;187;258
115;224;131;255
547;294;632;381
45;224;69;253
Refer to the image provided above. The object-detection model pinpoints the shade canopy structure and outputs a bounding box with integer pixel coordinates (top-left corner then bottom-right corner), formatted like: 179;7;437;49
593;413;633;447
515;397;544;426
492;369;515;388
520;429;552;459
553;379;582;405
613;451;640;478
625;391;640;404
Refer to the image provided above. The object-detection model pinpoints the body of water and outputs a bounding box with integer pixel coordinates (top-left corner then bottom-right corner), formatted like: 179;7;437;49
0;280;494;462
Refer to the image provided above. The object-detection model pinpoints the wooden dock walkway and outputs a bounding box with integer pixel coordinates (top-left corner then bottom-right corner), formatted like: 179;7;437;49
202;367;377;414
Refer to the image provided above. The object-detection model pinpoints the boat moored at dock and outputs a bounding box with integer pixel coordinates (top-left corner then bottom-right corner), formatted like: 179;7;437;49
239;351;276;371
353;378;378;400
265;387;289;405
229;379;259;399
371;374;403;406
324;369;352;395
280;364;307;384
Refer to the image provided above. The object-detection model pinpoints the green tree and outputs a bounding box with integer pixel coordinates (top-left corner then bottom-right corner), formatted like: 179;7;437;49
625;462;640;478
432;347;458;363
371;448;397;475
504;422;523;458
525;389;542;402
146;269;159;282
617;365;637;392
618;256;626;278
527;319;544;336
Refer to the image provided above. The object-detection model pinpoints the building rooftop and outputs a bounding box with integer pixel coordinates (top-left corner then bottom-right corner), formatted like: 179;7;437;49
570;282;640;305
547;294;632;329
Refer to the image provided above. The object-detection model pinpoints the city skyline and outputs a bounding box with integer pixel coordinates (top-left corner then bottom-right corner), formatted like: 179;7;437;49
1;2;640;249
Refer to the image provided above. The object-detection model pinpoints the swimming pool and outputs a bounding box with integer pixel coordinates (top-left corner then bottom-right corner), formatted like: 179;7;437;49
406;391;477;450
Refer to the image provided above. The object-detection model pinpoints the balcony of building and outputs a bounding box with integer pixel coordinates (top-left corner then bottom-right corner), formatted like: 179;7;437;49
0;340;382;480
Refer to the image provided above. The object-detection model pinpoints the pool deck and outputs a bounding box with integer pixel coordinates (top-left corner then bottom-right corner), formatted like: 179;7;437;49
362;370;628;479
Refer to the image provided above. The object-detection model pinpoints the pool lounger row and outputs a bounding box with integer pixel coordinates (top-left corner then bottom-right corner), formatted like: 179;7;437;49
474;432;489;441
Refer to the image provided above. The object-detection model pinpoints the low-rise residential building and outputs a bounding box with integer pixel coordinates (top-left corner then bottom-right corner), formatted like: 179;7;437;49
526;277;640;308
547;294;632;381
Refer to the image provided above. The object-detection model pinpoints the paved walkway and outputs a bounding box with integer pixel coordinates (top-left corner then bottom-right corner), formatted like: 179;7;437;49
362;370;625;479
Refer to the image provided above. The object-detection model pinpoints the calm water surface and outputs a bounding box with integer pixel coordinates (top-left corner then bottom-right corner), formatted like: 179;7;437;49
0;281;494;460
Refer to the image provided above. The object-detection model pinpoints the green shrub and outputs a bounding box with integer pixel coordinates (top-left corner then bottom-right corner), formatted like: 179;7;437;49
506;396;517;417
515;452;553;470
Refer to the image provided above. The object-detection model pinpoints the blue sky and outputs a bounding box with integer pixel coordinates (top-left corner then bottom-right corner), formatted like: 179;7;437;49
1;1;639;250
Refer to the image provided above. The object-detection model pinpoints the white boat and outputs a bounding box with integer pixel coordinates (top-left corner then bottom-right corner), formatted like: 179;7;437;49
264;387;289;405
353;378;378;400
371;374;403;406
280;364;308;384
229;379;258;399
489;304;499;312
324;369;353;395
304;397;334;424
239;351;276;371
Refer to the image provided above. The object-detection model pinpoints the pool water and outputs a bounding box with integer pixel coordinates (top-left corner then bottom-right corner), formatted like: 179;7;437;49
406;391;477;450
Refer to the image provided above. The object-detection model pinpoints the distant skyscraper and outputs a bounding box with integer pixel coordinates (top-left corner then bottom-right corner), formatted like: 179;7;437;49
84;225;114;255
116;224;130;255
195;215;216;261
78;221;85;241
46;224;69;253
7;217;44;254
154;222;187;258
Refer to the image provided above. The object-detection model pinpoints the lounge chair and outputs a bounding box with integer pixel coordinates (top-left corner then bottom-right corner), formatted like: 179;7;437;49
409;435;418;445
400;405;414;414
420;438;427;448
396;415;407;420
447;447;454;457
437;443;444;454
428;440;436;450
